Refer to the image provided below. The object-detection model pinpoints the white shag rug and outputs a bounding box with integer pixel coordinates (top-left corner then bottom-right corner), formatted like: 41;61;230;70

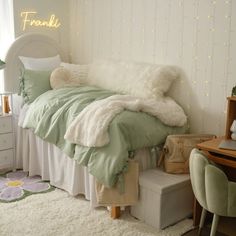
0;189;193;236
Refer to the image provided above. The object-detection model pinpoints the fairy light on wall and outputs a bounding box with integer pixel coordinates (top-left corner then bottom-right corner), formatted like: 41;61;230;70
218;0;232;134
71;0;235;135
191;0;199;87
88;0;95;61
118;0;123;59
164;0;171;63
110;0;113;60
152;0;158;63
208;0;217;104
223;0;232;99
141;0;146;60
98;0;104;59
179;0;185;66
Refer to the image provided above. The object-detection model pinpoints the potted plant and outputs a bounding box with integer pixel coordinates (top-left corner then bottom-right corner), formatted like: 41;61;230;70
232;86;236;96
0;59;5;70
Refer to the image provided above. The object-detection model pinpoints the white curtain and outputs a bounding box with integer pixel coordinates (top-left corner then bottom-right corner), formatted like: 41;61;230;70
0;0;14;91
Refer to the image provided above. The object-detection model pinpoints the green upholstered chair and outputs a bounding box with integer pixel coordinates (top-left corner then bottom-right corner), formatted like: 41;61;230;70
189;148;236;236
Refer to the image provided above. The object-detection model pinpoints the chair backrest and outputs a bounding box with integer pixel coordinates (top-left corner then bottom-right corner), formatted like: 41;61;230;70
189;149;210;210
189;149;235;217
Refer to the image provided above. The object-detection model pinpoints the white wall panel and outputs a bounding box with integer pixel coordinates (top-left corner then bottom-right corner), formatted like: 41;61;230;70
70;0;236;135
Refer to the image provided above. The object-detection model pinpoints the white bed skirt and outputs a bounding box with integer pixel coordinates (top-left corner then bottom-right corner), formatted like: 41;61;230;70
16;126;153;207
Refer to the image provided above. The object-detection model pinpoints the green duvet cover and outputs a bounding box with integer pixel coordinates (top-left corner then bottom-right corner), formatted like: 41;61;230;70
23;86;188;187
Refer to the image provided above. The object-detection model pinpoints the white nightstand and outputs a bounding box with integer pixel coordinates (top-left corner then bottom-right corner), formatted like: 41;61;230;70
0;92;15;171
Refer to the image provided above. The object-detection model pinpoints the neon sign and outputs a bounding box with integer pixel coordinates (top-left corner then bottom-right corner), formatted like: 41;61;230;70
21;11;61;31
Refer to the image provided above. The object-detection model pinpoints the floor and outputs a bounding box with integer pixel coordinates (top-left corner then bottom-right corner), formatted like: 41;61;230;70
217;217;236;236
183;217;236;236
182;227;227;236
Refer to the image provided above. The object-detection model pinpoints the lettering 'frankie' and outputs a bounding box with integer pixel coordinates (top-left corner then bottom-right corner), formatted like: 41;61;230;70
21;11;61;31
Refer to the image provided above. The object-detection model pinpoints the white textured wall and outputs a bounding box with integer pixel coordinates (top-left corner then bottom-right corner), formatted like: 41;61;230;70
70;0;236;135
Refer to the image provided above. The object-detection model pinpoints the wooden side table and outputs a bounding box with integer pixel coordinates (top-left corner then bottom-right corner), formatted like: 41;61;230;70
193;137;236;226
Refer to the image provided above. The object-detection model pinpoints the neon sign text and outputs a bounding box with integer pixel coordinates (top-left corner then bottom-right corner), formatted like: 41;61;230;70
21;11;61;31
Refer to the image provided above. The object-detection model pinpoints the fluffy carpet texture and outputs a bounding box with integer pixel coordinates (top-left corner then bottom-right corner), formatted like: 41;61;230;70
0;189;192;236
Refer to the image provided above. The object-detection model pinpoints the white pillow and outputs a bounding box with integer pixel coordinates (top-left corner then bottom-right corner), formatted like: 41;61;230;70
60;62;89;84
87;60;180;99
19;55;61;71
50;67;81;89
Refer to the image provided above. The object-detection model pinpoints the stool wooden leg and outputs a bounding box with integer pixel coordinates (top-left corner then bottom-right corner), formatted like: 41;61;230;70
111;206;120;219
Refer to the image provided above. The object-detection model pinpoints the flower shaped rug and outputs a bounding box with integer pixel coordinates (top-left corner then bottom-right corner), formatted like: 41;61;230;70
0;171;53;202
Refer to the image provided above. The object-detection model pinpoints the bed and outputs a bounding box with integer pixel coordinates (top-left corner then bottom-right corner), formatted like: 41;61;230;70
4;33;188;218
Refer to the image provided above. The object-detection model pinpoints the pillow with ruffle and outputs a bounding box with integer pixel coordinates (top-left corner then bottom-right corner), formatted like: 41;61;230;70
20;69;51;104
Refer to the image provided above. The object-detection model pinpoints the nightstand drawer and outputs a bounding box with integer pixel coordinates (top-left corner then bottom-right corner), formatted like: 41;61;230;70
0;149;13;168
0;133;13;150
0;116;12;134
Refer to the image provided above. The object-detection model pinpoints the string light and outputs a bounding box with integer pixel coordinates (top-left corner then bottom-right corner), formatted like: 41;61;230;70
71;0;234;135
179;0;185;66
164;0;171;63
152;0;158;63
223;0;233;99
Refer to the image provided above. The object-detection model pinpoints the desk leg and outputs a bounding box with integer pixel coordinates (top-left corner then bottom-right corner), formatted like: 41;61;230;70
193;197;202;227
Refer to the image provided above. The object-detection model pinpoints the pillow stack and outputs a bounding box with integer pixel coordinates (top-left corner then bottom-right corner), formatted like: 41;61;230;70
19;56;181;103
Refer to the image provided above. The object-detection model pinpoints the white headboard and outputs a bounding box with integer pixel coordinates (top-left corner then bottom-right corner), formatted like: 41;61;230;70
4;33;68;93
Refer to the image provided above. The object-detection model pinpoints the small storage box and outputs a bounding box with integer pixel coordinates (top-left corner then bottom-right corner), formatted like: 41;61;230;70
131;168;193;230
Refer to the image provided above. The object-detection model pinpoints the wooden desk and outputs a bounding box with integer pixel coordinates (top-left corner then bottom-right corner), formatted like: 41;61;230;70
193;137;236;226
197;137;236;169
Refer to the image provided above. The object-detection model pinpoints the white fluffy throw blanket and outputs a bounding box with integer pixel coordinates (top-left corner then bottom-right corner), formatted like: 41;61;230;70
64;95;187;147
